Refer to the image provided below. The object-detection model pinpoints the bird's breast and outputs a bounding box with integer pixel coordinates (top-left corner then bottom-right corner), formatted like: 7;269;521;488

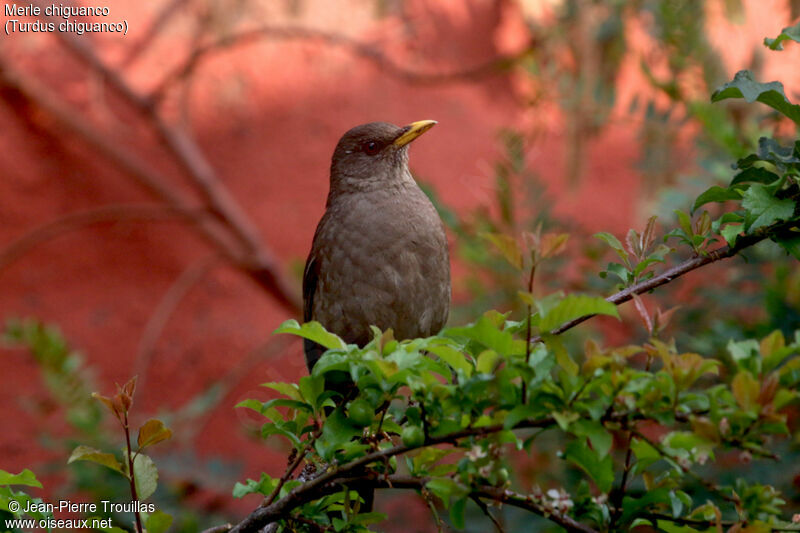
310;187;450;346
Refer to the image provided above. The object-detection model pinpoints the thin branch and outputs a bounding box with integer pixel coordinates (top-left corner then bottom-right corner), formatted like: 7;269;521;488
150;25;533;102
27;5;301;311
0;203;211;274
228;417;556;533
470;495;505;533
0;62;248;268
120;0;193;68
532;221;800;343
262;433;320;508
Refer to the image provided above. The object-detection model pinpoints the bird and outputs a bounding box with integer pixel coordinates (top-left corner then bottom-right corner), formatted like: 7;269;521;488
302;120;451;380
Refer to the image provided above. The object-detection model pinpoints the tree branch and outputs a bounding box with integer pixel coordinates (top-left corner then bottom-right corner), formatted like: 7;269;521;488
533;221;800;342
150;25;532;102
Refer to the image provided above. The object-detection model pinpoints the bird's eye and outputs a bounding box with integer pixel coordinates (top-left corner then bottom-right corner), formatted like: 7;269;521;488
363;141;381;155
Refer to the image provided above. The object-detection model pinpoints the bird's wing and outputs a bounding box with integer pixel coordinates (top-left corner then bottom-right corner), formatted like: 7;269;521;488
302;252;319;323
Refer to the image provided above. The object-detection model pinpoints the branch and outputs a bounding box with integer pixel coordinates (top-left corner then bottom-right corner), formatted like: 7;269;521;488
533;221;800;342
23;6;302;312
228;417;555;533
0;62;251;269
150;25;532;102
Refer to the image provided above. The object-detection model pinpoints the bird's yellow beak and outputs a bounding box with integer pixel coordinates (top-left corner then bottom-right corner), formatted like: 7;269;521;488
393;120;437;147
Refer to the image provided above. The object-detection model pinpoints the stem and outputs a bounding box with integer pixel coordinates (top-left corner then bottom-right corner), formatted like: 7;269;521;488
522;262;536;403
123;413;144;533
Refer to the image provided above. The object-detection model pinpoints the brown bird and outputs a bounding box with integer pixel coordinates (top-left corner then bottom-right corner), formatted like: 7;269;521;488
303;120;451;377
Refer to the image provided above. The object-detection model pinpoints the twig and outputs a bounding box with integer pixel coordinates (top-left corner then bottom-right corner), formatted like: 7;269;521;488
198;524;233;533
120;0;193;68
470;495;505;533
227;417;556;533
531;221;800;343
150;25;533;102
25;6;301;311
122;411;144;533
0;63;249;270
0;204;210;275
262;433;319;508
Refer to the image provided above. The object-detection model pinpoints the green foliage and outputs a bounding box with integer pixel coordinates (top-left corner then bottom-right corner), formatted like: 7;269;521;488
243;316;799;531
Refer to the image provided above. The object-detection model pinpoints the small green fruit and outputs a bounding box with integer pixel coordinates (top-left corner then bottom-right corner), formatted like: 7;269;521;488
347;399;374;427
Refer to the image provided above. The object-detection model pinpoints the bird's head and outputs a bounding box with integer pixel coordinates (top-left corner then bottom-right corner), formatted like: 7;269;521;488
329;120;436;194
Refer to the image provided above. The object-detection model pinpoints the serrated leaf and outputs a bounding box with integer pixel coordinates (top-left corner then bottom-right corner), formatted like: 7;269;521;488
539;295;620;332
741;183;795;231
67;445;125;475
137;419;172;450
720;223;743;247
274;319;346;350
711;70;800;125
0;469;42;488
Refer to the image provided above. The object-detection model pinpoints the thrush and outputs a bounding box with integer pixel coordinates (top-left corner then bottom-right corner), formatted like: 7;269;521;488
303;120;451;376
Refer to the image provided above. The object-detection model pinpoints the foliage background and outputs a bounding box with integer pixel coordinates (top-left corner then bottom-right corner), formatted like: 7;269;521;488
2;0;800;531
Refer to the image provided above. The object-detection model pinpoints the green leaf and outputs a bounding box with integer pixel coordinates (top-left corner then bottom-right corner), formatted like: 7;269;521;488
425;478;468;509
594;232;628;263
775;230;800;260
476;350;500;374
564;439;614;492
730;166;780;185
143;511;172;533
619;487;672;526
261;382;302;401
274;319;346;350
427;344;473;377
764;21;800;50
233;474;277;498
0;469;42;488
133;453;158;500
570;420;613;459
449;497;467;530
720;223;743;247
67;445;125;475
631;437;661;473
539;294;620;332
711;70;800;125
445;312;518;356
741;183;795;231
137;419;172;450
692;186;741;213
299;376;326;408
